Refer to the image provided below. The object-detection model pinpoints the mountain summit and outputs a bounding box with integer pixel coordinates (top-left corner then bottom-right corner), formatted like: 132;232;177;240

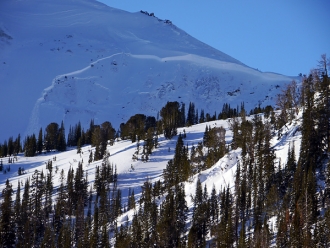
0;0;293;138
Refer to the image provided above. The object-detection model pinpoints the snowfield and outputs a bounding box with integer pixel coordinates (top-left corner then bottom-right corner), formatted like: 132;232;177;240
0;0;296;141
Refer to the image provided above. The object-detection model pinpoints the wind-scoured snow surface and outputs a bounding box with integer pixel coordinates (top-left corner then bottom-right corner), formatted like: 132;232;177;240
0;0;294;140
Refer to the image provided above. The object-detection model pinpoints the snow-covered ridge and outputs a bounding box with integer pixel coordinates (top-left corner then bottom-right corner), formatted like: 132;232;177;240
0;0;295;140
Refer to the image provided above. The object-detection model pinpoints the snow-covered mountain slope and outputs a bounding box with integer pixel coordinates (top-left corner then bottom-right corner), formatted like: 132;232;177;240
0;0;294;140
0;119;234;227
0;113;303;244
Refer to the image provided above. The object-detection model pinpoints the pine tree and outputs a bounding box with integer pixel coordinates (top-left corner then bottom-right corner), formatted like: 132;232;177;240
298;167;317;247
66;167;74;216
44;160;53;219
14;133;21;155
128;188;136;210
14;180;23;243
160;101;181;139
316;54;330;153
40;225;55;248
37;128;43;154
179;102;186;127
81;220;91;248
74;196;85;245
57;121;67;151
163;134;190;188
57;224;72;248
75;121;82;146
199;109;205;123
237;220;247;248
209;185;219;226
45;122;59;151
133;180;158;247
1;140;8;158
24;134;37;157
174;183;188;246
276;209;290;248
115;223;130;248
215;187;234;248
290;204;303;247
73;162;88;210
325;159;330;208
16;179;33;247
100;224;110;248
130;212;143;247
0;179;16;248
90;206;100;247
77;137;82;154
88;150;93;164
156;183;187;247
186;102;196;126
299;73;320;172
54;169;68;234
158;189;176;247
93;126;103;161
30;169;46;244
188;179;209;247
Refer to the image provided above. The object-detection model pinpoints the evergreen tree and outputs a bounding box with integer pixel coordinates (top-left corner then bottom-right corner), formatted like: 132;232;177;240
40;225;55;248
163;134;190;188
199;109;205;123
134;180;158;247
44;161;53;219
30;169;46;244
66;167;74;216
0;179;16;248
130;212;143;247
100;224;110;248
54;169;68;234
73;162;88;210
316;54;330;153
115;222;130;248
127;188;136;210
90;206;100;247
45;122;59;151
160;101;181;139
215;187;234;248
74;196;85;245
179;102;186;128
276;209;290;248
17;179;30;246
57;224;72;248
24;134;37;157
57;121;67;151
209;185;219;226
157;188;176;247
37;128;43;154
1;140;8;158
237;220;247;248
186;102;196;126
77;137;82;154
188;179;209;247
92;125;103;161
88;150;93;164
14;180;22;241
157;183;187;247
7;136;14;156
75;121;82;146
14;134;21;155
290;204;303;247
